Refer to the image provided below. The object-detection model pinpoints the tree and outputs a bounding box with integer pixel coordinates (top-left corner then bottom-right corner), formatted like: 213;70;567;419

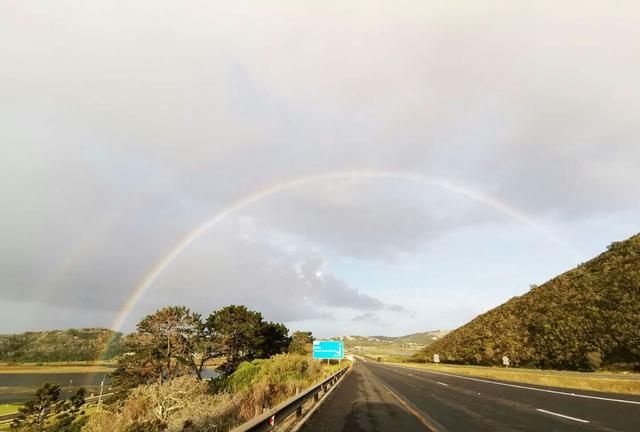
12;382;63;430
111;306;204;390
189;318;220;380
12;384;86;431
258;322;291;358
207;305;264;372
289;331;314;355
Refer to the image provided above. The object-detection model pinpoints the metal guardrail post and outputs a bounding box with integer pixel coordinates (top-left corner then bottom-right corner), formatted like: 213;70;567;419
230;366;349;432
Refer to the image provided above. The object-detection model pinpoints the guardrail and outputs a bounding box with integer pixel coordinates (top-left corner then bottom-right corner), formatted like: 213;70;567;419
2;368;348;430
231;366;349;432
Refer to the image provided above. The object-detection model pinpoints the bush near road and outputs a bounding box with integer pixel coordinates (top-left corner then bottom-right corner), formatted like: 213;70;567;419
83;354;346;432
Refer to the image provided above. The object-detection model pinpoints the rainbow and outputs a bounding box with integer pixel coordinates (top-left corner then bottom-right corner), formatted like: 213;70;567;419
41;195;148;313
99;169;582;358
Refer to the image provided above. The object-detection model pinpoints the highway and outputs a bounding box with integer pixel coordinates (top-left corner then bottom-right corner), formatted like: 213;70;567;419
299;359;640;432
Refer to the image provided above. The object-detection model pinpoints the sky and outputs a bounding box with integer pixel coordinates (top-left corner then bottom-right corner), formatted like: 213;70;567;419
1;1;639;337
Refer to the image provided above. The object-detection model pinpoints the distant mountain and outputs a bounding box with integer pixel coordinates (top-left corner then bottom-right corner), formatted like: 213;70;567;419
0;328;126;362
333;330;449;350
416;234;640;371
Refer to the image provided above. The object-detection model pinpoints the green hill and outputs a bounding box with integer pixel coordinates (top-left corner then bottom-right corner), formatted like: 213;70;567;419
0;328;126;362
333;330;449;356
415;233;640;371
392;331;450;345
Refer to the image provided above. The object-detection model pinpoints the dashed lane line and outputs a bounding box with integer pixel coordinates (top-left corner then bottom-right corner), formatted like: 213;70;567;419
386;364;640;406
536;409;590;423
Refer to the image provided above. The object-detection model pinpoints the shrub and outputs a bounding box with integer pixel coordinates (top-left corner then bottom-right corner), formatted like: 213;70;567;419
82;377;237;432
82;354;341;432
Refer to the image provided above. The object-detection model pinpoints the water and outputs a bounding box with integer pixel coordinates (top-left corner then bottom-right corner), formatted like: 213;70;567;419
0;373;110;403
0;369;219;403
201;368;220;380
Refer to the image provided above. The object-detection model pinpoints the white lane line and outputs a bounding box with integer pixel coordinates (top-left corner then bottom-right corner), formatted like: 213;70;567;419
437;381;448;386
536;409;590;423
388;365;640;406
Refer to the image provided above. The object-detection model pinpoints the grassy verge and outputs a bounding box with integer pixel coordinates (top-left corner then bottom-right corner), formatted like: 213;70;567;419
387;361;640;395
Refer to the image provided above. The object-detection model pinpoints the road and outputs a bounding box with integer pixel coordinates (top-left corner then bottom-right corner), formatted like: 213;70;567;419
299;359;640;432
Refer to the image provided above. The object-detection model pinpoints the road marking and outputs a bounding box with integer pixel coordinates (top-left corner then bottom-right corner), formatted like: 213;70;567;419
379;381;440;432
389;365;640;406
437;382;448;386
536;409;590;423
408;373;414;376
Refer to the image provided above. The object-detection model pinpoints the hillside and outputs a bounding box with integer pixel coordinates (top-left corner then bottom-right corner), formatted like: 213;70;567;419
333;330;449;356
415;233;640;371
0;328;126;362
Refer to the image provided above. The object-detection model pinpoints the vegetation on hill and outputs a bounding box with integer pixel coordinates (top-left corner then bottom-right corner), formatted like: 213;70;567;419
376;330;449;345
415;234;640;371
0;329;126;362
335;330;448;356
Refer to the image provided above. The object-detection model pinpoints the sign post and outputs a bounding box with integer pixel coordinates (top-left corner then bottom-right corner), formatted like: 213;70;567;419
502;355;510;368
312;340;345;362
433;354;440;364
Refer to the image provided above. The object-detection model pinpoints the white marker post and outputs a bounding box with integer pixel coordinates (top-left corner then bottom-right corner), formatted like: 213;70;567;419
502;355;510;368
433;354;440;364
97;377;105;409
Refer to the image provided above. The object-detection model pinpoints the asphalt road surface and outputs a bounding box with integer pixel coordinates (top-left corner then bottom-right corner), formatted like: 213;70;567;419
299;359;640;432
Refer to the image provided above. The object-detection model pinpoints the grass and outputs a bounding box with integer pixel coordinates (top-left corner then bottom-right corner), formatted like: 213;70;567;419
0;361;116;374
0;405;101;431
0;403;21;415
386;360;640;395
217;354;349;426
0;404;21;431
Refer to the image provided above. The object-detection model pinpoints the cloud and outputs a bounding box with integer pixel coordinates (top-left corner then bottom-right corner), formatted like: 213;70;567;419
297;257;404;311
1;1;639;333
242;178;499;260
352;312;380;323
123;225;404;328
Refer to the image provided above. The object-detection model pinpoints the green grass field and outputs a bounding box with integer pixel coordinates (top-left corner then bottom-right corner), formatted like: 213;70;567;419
0;403;21;415
0;404;21;432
